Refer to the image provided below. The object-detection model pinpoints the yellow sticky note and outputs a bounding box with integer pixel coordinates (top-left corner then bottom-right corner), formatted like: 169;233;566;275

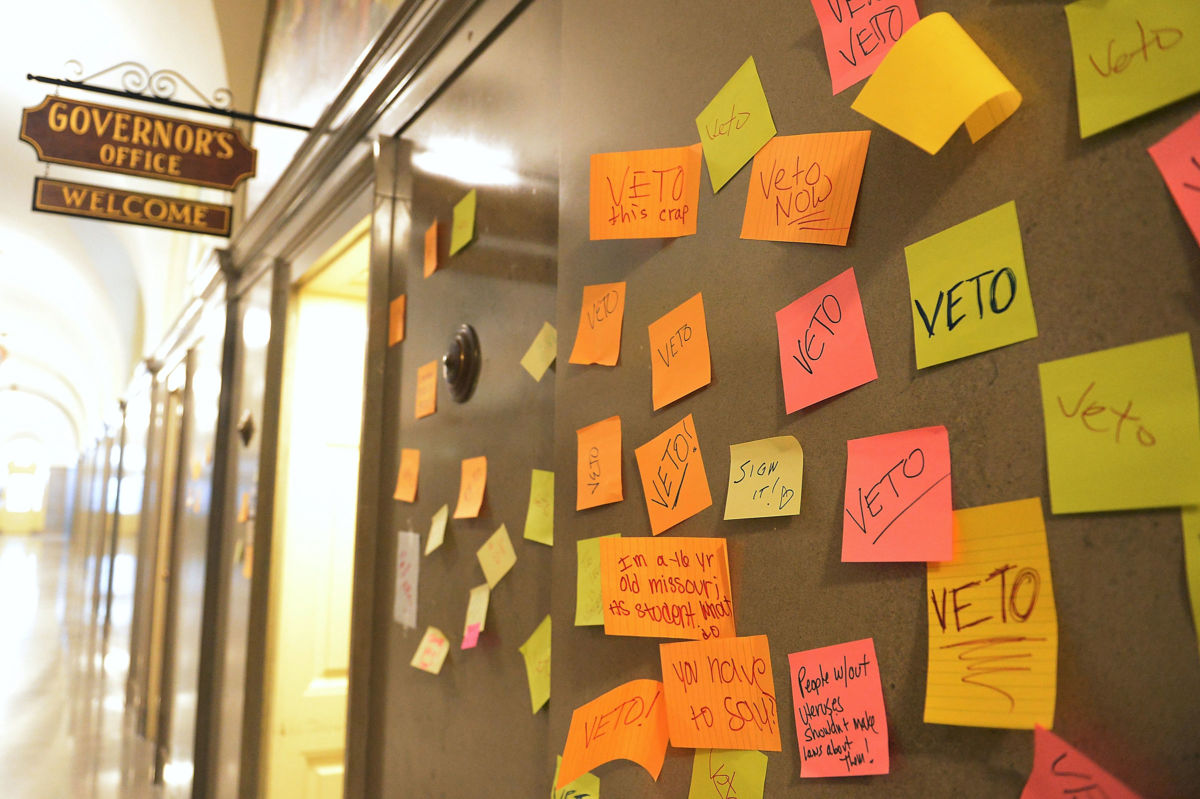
552;755;599;799
524;469;554;546
1065;0;1200;138
925;498;1057;729
696;56;777;192
852;12;1021;154
463;582;490;639
410;626;450;674
905;201;1038;368
476;524;516;588
518;615;552;713
688;748;768;799
521;322;558;382
575;533;619;627
425;504;449;556
724;435;803;519
1182;507;1200;660
1038;333;1200;514
450;188;476;255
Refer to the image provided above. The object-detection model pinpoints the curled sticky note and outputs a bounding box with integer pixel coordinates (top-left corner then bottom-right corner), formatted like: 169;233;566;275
558;679;669;789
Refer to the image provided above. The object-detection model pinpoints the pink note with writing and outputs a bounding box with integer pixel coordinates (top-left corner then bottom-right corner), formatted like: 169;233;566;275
461;623;481;650
1021;726;1143;799
1149;108;1200;250
811;0;919;94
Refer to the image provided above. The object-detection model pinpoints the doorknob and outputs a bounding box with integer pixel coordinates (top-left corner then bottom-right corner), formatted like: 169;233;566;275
442;324;480;403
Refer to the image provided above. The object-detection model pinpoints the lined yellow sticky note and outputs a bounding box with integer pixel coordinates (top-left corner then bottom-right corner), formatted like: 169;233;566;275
477;524;516;588
724;435;803;519
450;188;477;255
696;56;776;192
852;12;1021;154
524;469;554;546
688;748;768;799
575;533;618;627
552;755;599;799
410;626;450;674
425;504;449;555
925;497;1057;729
518;615;551;713
1183;507;1200;660
521;322;558;381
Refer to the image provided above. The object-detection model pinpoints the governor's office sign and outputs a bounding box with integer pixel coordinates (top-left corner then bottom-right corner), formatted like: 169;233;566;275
33;177;232;237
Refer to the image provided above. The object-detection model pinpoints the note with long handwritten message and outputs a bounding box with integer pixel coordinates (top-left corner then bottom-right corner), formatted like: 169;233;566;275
410;626;449;674
1021;726;1143;799
415;360;438;419
905;201;1038;368
425;504;448;555
688;748;767;799
1149;108;1200;250
388;294;406;346
788;638;888;776
843;426;952;562
450;188;476;255
811;0;918;94
724;435;803;519
453;455;487;519
695;56;776;192
552;755;600;799
1065;0;1200;138
576;416;623;510
393;447;419;503
569;282;626;366
635;414;713;535
590;145;702;239
476;524;516;588
660;635;781;751
424;220;439;277
557;679;669;789
741;131;870;246
852;13;1021;154
522;322;558;382
462;583;489;649
576;534;619;627
600;536;734;640
926;498;1057;729
393;531;420;629
775;268;877;414
1184;507;1200;659
524;469;554;546
649;293;711;410
1038;333;1200;514
519;615;552;713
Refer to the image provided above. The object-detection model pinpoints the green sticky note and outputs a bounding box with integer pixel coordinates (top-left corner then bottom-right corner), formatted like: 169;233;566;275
1184;507;1200;660
575;534;619;626
724;436;803;519
552;755;599;799
450;188;477;255
1065;0;1200;138
521;321;558;381
1038;333;1200;514
904;201;1038;369
695;56;776;192
519;615;551;714
688;748;767;799
524;469;554;546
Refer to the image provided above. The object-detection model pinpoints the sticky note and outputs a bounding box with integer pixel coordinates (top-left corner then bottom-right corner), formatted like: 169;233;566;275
1021;726;1143;799
905;201;1038;368
660;635;781;751
393;447;419;503
635;414;713;535
477;524;516;588
724;435;803;519
1184;507;1200;658
453;455;487;519
410;626;449;674
696;56;776;192
926;498;1057;729
688;748;767;799
463;583;490;649
415;360;438;419
425;504;449;555
450;188;476;255
788;638;888;776
388;295;406;346
842;426;952;562
524;469;554;546
600;536;734;640
552;755;600;799
393;531;420;629
519;615;552;713
1149;108;1200;249
576;534;619;627
852;12;1021;154
589;144;702;239
811;0;919;94
740;131;870;246
648;293;711;410
1065;0;1200;138
1038;333;1200;514
576;416;623;510
775;267;877;414
569;282;626;366
462;623;481;650
521;321;558;381
424;220;439;277
558;681;668;790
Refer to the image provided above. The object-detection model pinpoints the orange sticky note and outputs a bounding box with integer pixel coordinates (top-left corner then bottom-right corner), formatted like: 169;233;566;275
1149;108;1200;250
236;490;251;523
811;0;919;94
788;638;889;776
842;426;952;562
576;416;623;510
599;536;735;640
589;144;702;240
415;360;438;419
424;220;439;277
393;447;420;503
453;456;487;519
1021;726;1143;799
635;414;713;535
741;132;870;246
388;295;406;346
660;635;781;751
775;268;877;413
649;293;712;410
569;282;627;366
557;679;669;789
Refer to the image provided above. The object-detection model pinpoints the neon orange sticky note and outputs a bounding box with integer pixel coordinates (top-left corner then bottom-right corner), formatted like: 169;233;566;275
811;0;919;94
635;414;713;535
1021;726;1143;799
569;282;627;366
649;293;711;410
842;426;952;562
453;456;487;519
599;536;734;640
393;447;419;503
415;360;438;419
1149;108;1200;250
576;415;623;510
788;638;889;776
557;679;669;789
589;144;702;239
775;268;877;413
388;295;406;346
424;220;439;277
660;635;781;751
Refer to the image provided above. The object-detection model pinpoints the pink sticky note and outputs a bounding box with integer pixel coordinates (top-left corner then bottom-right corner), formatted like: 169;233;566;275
788;638;889;777
810;0;919;95
776;268;877;414
461;622;481;650
1021;726;1143;799
842;426;951;562
1149;108;1200;250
